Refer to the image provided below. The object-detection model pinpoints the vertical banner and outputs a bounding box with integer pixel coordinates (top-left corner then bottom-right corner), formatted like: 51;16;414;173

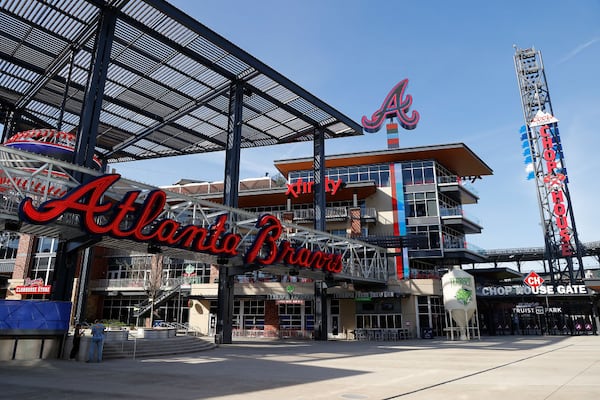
389;162;408;279
386;122;400;148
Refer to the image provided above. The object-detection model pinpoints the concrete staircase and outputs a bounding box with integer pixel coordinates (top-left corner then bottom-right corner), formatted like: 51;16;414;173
102;335;216;359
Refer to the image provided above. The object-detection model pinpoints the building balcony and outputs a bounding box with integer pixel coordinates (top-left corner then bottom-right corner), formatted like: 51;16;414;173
437;175;479;205
441;237;488;263
440;207;482;234
285;207;377;223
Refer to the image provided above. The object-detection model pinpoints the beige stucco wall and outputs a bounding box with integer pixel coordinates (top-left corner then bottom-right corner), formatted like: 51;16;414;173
188;299;211;334
366;187;395;236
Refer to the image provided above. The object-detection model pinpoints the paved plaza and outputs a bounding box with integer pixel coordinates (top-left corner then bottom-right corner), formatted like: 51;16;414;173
1;335;598;400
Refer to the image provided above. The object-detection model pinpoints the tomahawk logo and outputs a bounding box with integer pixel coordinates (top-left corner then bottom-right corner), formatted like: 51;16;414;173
524;271;544;289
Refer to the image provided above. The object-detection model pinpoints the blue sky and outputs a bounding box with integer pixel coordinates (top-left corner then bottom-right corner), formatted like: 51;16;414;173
15;0;600;252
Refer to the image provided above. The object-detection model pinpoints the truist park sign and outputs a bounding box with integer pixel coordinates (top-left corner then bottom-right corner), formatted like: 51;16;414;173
18;174;343;274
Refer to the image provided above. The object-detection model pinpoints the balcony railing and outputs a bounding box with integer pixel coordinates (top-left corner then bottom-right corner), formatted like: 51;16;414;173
89;277;187;291
437;175;479;196
440;206;480;225
441;237;486;255
293;206;349;221
409;268;443;279
279;207;377;222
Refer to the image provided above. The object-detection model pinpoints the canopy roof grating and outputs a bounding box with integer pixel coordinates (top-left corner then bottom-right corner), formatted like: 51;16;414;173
0;0;363;164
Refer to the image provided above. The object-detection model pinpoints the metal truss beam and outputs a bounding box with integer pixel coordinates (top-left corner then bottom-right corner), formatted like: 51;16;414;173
0;146;389;283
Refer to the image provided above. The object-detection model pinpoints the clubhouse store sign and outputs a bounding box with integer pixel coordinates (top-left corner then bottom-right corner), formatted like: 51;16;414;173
478;284;589;297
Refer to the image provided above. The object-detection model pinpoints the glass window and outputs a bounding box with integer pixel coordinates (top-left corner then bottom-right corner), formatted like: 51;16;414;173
415;202;427;217
0;233;19;260
424;166;435;183
331;299;340;315
427;198;438;217
37;237;58;253
402;169;412;185
380;171;389;186
413;169;424;185
31;255;54;285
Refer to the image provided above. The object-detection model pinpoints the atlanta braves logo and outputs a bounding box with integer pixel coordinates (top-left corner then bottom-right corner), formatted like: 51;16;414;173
361;79;420;133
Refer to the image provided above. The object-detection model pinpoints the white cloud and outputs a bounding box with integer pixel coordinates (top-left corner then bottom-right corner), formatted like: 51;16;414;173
559;37;600;63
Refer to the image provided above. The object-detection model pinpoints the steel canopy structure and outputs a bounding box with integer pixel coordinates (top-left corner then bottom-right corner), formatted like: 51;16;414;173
0;0;374;343
0;0;363;162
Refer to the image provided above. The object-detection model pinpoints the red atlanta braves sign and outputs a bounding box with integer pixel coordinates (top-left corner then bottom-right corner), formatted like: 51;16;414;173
18;174;342;273
362;79;420;133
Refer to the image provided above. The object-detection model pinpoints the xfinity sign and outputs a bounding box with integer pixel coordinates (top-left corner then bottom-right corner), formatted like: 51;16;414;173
524;271;544;288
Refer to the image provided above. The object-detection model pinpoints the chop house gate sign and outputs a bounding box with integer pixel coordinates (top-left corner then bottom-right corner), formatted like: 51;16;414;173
18;174;343;273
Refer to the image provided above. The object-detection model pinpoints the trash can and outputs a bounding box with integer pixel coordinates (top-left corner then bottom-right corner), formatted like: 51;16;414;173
421;327;434;339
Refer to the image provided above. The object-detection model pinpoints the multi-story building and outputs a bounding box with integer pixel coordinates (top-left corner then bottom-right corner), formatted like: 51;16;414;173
4;141;491;338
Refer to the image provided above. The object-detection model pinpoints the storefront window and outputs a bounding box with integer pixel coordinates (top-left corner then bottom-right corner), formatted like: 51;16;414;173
356;299;403;330
233;299;265;330
417;296;445;337
31;254;55;285
279;303;303;329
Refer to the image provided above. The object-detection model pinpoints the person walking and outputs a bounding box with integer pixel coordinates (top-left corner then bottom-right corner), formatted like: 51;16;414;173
87;319;106;363
69;323;84;360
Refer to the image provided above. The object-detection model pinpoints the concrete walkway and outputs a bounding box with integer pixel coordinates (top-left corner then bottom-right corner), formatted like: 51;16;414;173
1;335;598;400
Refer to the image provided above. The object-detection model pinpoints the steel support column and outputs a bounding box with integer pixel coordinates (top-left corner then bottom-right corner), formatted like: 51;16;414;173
216;83;244;344
50;238;98;302
74;247;94;323
73;6;116;173
1;106;15;143
314;280;328;341
313;128;326;232
51;6;116;310
313;128;328;340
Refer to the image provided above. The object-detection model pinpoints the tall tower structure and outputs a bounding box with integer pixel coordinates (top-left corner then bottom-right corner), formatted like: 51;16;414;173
513;46;585;284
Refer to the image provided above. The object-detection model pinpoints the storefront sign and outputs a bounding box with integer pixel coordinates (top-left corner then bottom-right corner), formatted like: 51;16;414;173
362;79;420;133
14;278;51;294
479;284;588;297
512;302;563;314
275;299;304;304
18;174;343;274
529;110;559;127
15;285;51;294
524;271;544;288
268;294;313;300
285;177;343;198
355;291;396;299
